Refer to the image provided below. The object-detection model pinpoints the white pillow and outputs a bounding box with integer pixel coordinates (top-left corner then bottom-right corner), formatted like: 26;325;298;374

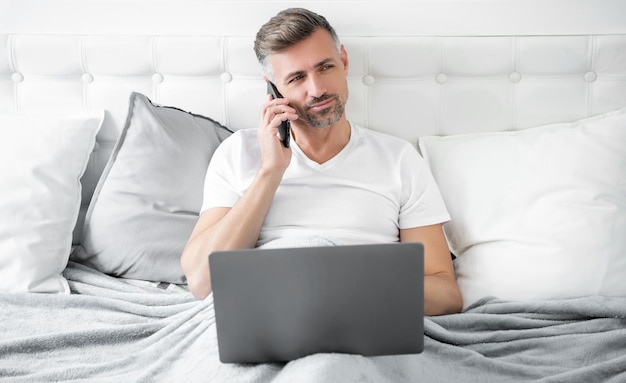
0;111;104;293
419;107;626;309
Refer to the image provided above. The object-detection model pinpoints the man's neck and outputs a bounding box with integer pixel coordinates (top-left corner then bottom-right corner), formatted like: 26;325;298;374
291;118;351;164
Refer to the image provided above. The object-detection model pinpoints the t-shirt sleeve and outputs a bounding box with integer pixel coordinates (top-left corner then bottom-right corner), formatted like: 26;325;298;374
398;143;450;229
200;133;243;212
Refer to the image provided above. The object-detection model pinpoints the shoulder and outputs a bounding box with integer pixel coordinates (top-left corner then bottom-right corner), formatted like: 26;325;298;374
222;128;257;145
352;123;418;157
351;123;429;175
353;123;413;149
215;128;258;154
209;128;260;173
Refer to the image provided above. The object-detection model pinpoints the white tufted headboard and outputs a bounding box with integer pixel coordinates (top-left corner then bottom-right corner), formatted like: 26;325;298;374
1;0;626;239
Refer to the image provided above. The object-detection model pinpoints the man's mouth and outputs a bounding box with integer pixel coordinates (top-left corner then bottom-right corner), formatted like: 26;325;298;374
307;96;336;112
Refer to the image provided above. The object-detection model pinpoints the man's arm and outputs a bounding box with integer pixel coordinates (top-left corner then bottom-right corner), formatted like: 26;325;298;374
181;168;283;299
400;224;463;315
181;95;297;299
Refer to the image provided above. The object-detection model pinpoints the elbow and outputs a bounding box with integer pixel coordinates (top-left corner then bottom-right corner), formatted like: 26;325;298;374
425;273;464;316
188;277;212;300
449;289;464;314
181;247;212;300
183;263;212;300
428;293;463;316
441;279;464;315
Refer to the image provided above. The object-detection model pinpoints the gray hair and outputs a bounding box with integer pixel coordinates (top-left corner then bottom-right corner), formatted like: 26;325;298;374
254;8;341;80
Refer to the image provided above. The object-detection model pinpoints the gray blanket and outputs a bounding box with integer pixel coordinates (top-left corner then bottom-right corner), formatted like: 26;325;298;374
1;262;625;382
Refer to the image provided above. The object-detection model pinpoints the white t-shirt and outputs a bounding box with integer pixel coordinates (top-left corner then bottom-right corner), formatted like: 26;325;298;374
201;123;450;246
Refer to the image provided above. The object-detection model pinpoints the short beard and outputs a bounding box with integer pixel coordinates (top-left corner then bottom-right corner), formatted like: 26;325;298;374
298;93;346;129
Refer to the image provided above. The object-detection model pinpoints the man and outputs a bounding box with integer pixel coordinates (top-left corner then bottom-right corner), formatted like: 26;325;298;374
181;8;463;316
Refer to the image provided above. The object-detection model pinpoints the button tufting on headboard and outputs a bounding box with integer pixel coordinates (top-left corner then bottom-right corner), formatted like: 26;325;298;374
584;71;598;82
151;73;164;84
221;72;233;83
508;72;522;83
435;74;447;85
362;75;375;86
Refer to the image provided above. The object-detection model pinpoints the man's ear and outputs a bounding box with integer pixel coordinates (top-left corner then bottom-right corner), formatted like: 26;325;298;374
340;45;349;75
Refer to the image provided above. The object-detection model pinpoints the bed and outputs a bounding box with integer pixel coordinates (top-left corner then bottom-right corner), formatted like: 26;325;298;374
1;0;626;381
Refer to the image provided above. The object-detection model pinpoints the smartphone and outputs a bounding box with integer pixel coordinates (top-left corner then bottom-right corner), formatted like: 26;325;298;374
267;81;291;148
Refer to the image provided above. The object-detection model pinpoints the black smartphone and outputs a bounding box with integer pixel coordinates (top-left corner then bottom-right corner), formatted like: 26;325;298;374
267;81;291;148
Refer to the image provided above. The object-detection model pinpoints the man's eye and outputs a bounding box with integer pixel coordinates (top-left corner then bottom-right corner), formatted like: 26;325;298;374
321;65;334;71
289;75;303;83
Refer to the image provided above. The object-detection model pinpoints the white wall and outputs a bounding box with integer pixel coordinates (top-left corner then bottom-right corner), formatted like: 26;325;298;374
1;0;625;36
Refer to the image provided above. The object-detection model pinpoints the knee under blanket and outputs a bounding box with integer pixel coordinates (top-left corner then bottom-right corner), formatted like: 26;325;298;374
1;261;625;382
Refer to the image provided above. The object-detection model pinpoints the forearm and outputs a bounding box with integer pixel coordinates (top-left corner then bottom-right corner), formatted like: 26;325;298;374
181;167;284;298
400;225;463;316
201;168;282;250
424;273;463;316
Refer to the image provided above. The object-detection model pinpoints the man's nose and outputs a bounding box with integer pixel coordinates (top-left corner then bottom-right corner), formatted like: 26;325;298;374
307;75;327;99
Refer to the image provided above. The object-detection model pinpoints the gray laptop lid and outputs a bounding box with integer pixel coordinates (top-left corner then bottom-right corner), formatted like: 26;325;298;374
209;242;424;364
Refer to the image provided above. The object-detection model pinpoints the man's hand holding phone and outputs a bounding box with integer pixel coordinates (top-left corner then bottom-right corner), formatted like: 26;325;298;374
258;83;298;174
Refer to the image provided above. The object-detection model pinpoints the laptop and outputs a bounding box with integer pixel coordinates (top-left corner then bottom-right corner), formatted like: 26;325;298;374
209;242;424;364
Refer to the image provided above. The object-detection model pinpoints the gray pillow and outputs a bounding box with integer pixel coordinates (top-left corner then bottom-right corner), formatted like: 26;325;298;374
73;92;232;283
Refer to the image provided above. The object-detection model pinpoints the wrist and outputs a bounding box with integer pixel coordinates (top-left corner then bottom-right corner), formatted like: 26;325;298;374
257;165;286;185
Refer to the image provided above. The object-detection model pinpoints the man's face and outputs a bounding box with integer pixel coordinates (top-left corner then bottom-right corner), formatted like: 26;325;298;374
268;28;349;129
